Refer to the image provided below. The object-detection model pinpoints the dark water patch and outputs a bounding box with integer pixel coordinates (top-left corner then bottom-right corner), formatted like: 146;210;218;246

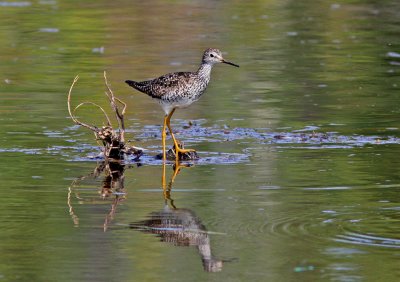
133;123;265;143
43;130;71;138
0;1;31;7
3;123;400;164
71;150;250;166
131;122;400;147
387;51;400;59
137;188;226;193
47;145;100;157
303;187;351;191
0;148;42;154
323;247;367;256
335;232;400;249
268;134;400;147
276;145;355;149
38;27;59;33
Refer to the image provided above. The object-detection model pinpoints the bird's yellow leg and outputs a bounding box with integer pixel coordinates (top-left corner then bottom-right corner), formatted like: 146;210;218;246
165;109;196;156
165;109;178;144
162;114;168;162
161;116;168;201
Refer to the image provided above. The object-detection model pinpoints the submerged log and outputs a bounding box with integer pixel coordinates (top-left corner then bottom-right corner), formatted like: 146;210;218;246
67;72;143;161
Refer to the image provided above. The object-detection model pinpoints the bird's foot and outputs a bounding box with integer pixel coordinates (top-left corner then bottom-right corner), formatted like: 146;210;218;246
172;142;199;161
155;144;199;161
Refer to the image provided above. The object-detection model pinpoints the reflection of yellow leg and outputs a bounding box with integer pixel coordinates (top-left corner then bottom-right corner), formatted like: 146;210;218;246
171;159;182;184
165;108;196;157
162;161;167;198
162;160;191;209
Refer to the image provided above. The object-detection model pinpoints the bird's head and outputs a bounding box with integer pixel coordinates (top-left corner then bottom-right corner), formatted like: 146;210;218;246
202;48;239;67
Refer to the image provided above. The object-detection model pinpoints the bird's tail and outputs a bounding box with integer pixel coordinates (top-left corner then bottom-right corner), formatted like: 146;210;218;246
125;79;150;95
125;80;137;88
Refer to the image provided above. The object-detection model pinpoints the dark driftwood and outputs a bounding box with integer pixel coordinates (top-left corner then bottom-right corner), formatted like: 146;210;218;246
67;71;142;161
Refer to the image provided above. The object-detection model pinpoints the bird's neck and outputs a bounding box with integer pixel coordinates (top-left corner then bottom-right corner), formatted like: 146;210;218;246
197;62;213;82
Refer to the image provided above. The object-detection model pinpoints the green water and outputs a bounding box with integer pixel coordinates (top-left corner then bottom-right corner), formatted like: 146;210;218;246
1;1;400;281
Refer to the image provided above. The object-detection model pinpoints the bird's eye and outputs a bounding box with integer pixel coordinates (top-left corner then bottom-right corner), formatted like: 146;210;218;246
210;53;214;57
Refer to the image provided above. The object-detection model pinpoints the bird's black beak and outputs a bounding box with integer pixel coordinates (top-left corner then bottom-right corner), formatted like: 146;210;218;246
222;60;239;67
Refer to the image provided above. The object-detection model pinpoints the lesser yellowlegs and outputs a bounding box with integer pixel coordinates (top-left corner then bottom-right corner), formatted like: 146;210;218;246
125;48;239;161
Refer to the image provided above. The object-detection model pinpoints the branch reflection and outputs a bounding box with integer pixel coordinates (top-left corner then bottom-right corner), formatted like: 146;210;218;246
130;161;223;272
68;161;126;231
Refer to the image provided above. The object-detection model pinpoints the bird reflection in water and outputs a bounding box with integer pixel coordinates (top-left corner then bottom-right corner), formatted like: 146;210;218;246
130;161;224;272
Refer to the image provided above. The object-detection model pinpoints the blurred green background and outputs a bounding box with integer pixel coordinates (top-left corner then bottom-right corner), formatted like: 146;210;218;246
0;1;399;281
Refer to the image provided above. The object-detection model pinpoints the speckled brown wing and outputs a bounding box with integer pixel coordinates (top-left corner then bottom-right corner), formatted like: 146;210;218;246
125;71;196;100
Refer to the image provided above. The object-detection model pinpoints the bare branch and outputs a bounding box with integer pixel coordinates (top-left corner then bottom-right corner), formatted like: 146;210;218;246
115;97;127;117
103;71;125;142
67;73;142;161
73;102;112;127
67;75;99;132
67;186;79;226
104;72;124;123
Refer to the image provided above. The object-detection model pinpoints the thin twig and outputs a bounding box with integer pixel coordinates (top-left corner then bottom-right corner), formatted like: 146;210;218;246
103;71;123;119
115;97;127;140
67;75;98;132
73;102;112;127
67;186;80;226
103;72;120;120
115;97;127;116
103;195;123;232
103;71;125;142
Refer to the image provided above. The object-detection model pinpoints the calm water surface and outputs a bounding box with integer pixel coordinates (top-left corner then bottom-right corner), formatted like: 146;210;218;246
1;1;400;281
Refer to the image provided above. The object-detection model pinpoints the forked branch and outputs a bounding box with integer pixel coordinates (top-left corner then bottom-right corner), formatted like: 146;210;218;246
67;72;143;161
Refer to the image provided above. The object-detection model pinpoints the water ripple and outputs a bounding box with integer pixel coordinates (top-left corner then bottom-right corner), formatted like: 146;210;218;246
264;215;323;240
204;212;328;243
